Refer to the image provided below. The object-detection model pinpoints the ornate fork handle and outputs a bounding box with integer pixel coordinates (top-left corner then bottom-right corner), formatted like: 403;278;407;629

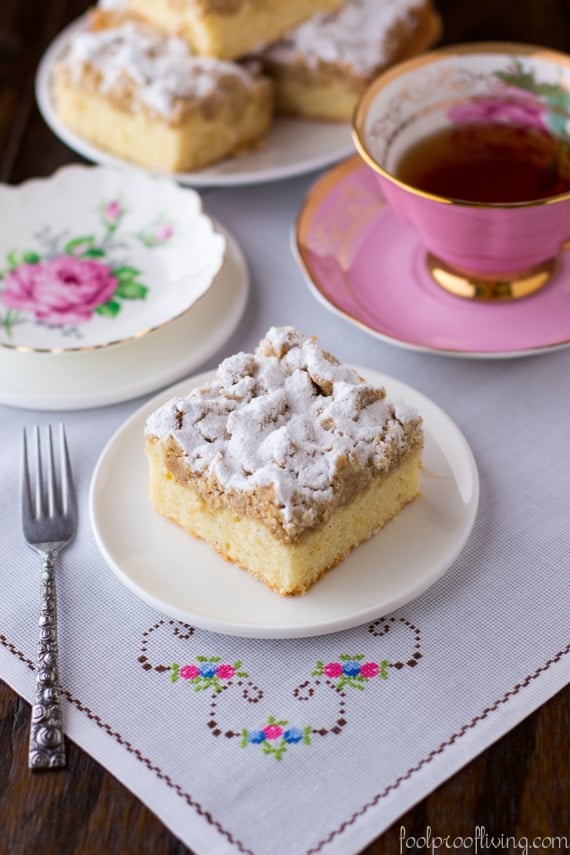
29;548;66;769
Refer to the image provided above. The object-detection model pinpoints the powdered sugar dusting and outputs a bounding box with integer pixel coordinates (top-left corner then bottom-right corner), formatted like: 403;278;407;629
145;327;421;527
263;0;425;76
59;18;256;119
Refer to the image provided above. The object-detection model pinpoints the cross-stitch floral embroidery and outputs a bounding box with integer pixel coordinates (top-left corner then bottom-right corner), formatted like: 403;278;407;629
170;656;248;692
140;616;423;761
313;654;390;690
241;717;312;760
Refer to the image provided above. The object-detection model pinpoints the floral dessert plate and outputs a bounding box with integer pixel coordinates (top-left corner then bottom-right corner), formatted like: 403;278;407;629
89;367;479;639
294;156;570;358
35;17;354;189
0;226;248;410
0;165;225;352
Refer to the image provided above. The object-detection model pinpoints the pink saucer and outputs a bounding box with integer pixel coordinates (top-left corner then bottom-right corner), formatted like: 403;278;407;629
294;156;570;358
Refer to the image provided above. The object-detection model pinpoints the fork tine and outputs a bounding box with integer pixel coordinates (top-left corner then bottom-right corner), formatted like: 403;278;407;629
21;427;33;521
33;425;45;520
46;424;57;517
22;425;75;521
58;424;75;515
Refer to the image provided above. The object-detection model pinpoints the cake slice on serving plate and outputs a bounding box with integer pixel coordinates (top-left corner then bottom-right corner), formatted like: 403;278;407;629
258;0;441;121
145;326;424;596
51;9;274;172
106;0;347;60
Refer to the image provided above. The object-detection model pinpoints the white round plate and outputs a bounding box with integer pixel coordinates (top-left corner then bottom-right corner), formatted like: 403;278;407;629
0;227;248;410
0;165;225;352
35;16;355;188
89;367;479;638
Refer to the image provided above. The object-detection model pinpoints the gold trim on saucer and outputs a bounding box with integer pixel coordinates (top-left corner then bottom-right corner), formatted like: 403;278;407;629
426;254;557;300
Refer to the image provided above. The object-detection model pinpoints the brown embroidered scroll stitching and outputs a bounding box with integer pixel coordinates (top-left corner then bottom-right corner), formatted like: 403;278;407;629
0;634;35;670
2;633;568;855
138;618;195;673
306;642;570;854
368;616;423;669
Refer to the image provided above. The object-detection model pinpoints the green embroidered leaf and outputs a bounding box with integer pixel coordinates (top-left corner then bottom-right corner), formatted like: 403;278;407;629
114;280;148;300
240;729;249;748
95;299;121;317
64;235;95;254
170;663;180;683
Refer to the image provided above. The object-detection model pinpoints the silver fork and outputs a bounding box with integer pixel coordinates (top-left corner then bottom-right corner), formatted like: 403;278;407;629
21;424;77;770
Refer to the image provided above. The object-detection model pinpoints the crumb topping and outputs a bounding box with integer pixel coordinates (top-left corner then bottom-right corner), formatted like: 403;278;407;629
57;12;259;120
262;0;425;75
145;326;422;539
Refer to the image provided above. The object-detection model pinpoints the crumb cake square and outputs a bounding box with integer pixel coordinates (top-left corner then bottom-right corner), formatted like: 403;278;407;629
51;10;273;172
259;0;441;121
110;0;346;60
144;326;424;596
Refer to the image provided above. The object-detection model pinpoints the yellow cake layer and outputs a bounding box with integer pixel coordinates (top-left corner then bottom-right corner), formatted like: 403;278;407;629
126;0;345;59
52;77;273;172
146;437;422;596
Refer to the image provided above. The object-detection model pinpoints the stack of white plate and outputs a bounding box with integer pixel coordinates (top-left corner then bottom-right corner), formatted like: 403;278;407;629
0;165;249;410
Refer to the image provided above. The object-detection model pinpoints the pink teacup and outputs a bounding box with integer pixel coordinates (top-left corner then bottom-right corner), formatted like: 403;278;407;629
352;43;570;300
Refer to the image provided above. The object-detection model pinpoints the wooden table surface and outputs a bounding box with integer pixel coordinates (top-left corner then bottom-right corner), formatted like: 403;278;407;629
1;2;569;852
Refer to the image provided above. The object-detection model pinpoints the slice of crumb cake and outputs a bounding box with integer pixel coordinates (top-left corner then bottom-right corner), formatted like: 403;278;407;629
51;10;273;172
259;0;441;121
145;326;424;596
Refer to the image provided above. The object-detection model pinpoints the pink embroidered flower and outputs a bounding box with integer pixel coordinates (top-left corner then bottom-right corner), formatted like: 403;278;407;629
323;662;343;678
263;725;283;740
448;92;548;132
215;664;236;680
180;664;200;680
2;255;118;326
103;199;124;223
360;662;380;679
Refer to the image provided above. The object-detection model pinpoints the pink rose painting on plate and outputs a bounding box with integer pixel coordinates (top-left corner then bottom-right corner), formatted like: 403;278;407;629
0;198;175;340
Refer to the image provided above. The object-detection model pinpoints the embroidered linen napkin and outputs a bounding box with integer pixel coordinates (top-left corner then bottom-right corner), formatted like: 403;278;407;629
1;173;569;855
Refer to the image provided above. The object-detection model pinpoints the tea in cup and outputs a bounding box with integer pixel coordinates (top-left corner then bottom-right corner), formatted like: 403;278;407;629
352;43;570;300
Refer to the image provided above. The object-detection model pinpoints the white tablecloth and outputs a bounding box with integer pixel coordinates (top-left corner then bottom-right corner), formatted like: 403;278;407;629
1;170;569;855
